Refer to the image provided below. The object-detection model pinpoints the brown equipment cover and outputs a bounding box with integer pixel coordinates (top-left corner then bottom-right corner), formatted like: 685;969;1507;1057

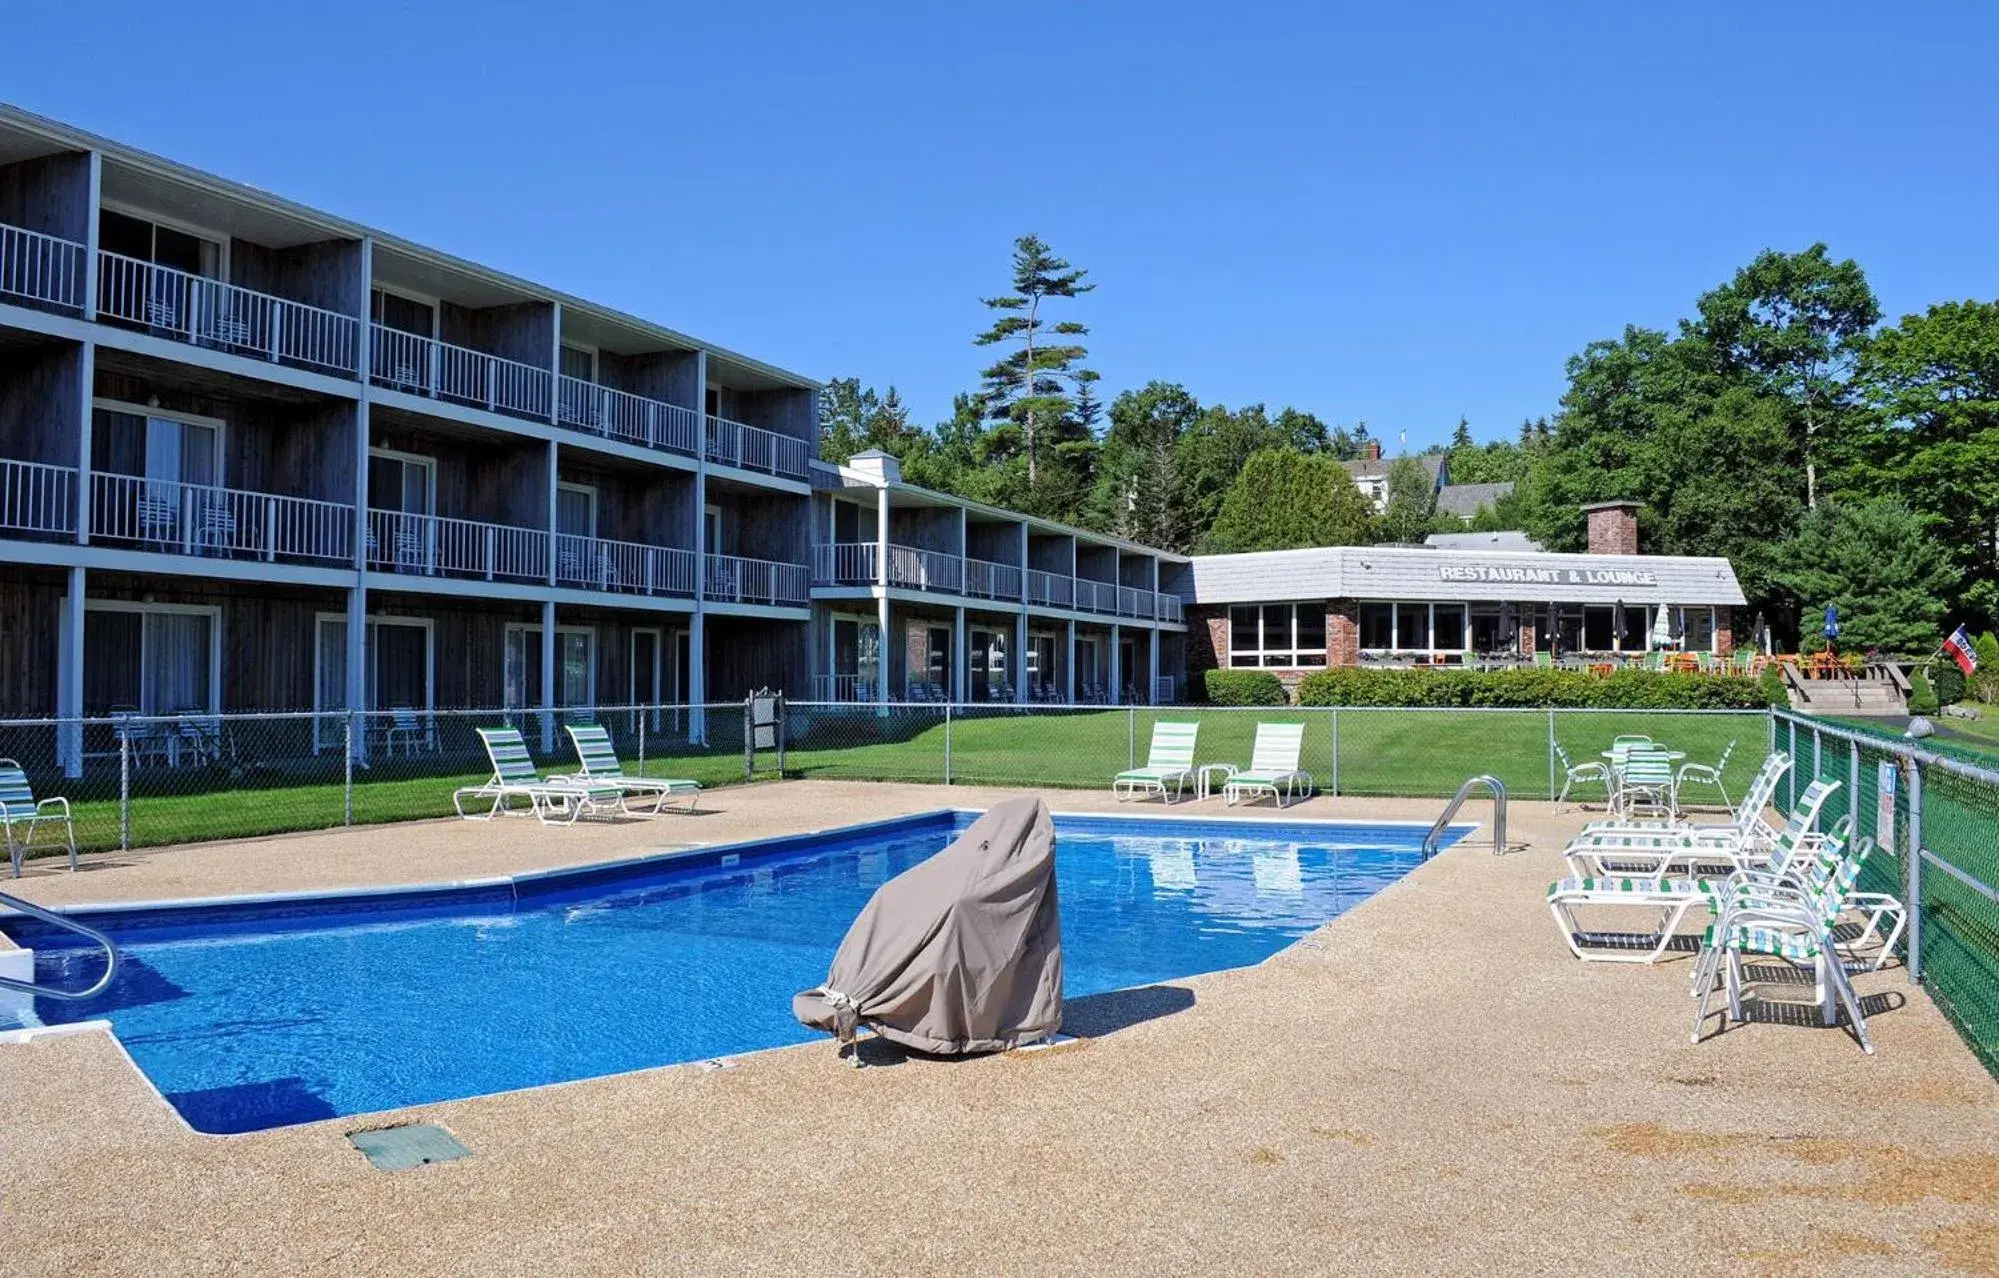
793;796;1063;1054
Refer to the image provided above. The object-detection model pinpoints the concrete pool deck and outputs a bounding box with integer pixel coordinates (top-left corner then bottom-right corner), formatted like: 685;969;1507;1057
1;781;1994;1276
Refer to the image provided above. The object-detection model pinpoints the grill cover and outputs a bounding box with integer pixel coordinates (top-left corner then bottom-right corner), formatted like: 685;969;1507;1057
793;797;1063;1054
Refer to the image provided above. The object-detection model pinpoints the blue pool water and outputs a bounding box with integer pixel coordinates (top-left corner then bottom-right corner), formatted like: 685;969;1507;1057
2;812;1462;1133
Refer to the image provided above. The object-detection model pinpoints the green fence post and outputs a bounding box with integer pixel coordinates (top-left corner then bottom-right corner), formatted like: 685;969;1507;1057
1547;708;1557;801
1128;705;1136;770
1849;738;1860;833
944;701;953;786
1330;707;1340;797
1906;760;1924;984
343;712;354;827
638;711;647;781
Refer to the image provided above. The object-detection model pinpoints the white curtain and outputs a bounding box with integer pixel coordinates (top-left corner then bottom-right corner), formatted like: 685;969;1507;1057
143;612;211;714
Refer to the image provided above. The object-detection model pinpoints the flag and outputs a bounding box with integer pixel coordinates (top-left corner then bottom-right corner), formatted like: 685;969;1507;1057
1943;625;1979;676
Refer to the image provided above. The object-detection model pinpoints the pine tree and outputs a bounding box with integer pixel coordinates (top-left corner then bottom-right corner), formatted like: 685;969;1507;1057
973;234;1095;486
1450;416;1473;449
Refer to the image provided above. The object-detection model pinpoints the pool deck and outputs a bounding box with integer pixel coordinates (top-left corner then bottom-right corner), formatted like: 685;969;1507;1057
1;781;1994;1276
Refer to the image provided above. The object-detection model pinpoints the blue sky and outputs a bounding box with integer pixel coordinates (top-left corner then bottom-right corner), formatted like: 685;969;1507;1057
5;3;1994;449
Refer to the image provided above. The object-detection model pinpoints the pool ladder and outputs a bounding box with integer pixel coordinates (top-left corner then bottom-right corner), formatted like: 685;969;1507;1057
0;890;119;1001
1423;775;1507;859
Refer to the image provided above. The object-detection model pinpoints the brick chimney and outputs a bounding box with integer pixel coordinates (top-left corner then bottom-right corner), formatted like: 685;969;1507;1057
1583;500;1641;555
1362;439;1382;462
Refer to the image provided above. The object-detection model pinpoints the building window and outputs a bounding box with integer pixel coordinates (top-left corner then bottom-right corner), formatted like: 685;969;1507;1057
505;625;597;709
1360;603;1394;650
1227;604;1327;667
1358;601;1474;656
1681;607;1716;653
1395;603;1429;652
83;602;220;718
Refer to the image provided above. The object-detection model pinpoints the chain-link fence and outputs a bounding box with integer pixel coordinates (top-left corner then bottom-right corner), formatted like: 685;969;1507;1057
1774;710;1999;1077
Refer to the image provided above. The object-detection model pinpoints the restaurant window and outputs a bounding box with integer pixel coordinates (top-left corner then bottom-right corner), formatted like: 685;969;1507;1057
1618;605;1651;652
1227;604;1327;667
1395;603;1429;652
1555;606;1584;655
1431;605;1466;653
1359;603;1394;650
1582;605;1616;652
1681;607;1715;653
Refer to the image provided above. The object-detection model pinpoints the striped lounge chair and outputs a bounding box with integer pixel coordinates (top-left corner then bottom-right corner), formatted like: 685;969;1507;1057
1223;723;1315;809
559;724;700;814
0;758;75;877
454;727;626;825
1113;721;1198;803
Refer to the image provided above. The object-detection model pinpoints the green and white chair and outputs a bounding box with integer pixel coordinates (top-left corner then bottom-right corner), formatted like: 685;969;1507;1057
559;724;700;815
1675;739;1735;810
1576;751;1789;845
454;727;626;825
1566;769;1821;882
1222;722;1315;808
1113;720;1198;803
0;758;76;877
1611;747;1677;819
1553;741;1612;810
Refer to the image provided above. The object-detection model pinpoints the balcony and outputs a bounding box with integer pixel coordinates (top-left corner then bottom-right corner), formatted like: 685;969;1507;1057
704;413;812;482
1075;578;1120;615
1025;568;1072;609
0;458;77;538
91;472;353;564
366;509;548;582
369;325;551;421
555;533;695;598
1157;594;1184;623
963;556;1023;601
98;252;361;375
704;553;810;607
0;222;86;311
811;543;1183;622
557;376;700;458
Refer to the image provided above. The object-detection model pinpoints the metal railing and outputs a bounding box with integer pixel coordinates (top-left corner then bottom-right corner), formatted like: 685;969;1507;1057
813;541;880;586
0;888;119;999
704;413;812;481
1026;567;1073;608
1076;578;1120;614
98;252;361;374
886;543;963;593
964;556;1023;600
557;376;701;457
365;508;549;582
705;553;810;606
0;458;76;536
1425;775;1506;857
554;533;696;597
369;324;553;420
0;221;86;311
1156;594;1184;623
91;472;354;563
1117;585;1151;619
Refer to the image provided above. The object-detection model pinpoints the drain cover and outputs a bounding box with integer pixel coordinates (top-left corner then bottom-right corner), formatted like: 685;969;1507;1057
348;1123;471;1171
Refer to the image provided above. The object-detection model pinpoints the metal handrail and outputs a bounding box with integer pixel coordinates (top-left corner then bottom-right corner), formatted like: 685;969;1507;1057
1424;774;1506;858
0;890;118;1000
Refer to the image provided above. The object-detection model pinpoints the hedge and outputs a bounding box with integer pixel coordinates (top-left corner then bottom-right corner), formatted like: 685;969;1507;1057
1293;667;1771;710
1203;668;1288;706
1936;664;1966;706
1908;668;1940;716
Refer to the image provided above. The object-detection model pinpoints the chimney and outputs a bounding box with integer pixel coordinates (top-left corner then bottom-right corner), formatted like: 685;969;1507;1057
1363;439;1382;462
1583;500;1641;555
847;448;902;485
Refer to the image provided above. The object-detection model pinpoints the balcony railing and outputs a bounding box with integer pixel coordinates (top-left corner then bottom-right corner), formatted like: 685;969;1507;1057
813;541;878;586
704;413;812;482
1117;585;1153;619
0;459;77;537
886;544;963;593
557;376;701;458
0;222;86;311
370;325;553;421
963;556;1023;601
705;553;810;606
1076;578;1120;614
366;509;548;582
1025;568;1072;609
91;472;353;563
98;252;361;375
810;674;877;702
555;533;696;597
1156;593;1184;623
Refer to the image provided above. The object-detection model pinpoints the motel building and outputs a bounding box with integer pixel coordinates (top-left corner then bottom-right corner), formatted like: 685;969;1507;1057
1182;502;1748;684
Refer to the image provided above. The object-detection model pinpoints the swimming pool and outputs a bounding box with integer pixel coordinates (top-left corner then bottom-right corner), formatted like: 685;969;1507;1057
1;811;1466;1134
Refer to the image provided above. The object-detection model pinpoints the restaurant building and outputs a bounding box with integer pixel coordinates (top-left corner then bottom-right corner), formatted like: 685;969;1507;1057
1182;501;1747;681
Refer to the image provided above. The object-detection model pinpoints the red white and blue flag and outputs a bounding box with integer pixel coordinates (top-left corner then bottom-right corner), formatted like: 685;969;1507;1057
1943;625;1979;676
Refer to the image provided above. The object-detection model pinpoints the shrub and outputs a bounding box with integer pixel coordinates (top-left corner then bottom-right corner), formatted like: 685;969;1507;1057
1757;663;1790;708
1293;666;1770;710
1203;668;1288;706
1936;664;1966;706
1908;668;1940;715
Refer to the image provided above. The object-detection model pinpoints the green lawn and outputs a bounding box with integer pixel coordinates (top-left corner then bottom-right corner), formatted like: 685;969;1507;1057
32;707;1768;858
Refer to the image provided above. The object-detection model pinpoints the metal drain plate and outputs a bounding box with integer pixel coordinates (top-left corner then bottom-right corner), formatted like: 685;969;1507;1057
348;1123;471;1171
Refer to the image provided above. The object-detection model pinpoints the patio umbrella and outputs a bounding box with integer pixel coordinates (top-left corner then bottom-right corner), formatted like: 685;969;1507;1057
1751;611;1770;655
1823;603;1841;650
1650;605;1675;650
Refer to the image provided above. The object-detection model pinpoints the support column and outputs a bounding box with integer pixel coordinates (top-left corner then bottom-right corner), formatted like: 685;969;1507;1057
1149;628;1161;706
690;351;709;742
75;342;95;544
539;599;557;752
348;392;370;761
82;151;101;321
875;483;891;708
1017;523;1030;703
545;440;559;586
1065;619;1077;704
953;606;968;703
1110;624;1122;706
59;566;85;777
876;593;892;705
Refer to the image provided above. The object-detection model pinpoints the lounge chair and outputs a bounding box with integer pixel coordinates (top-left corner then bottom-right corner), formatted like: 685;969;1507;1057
1612;747;1678;819
1575;751;1790;845
1222;722;1315;808
559;724;700;814
1567;773;1829;882
0;758;76;877
1553;741;1611;809
454;727;626;824
1112;720;1198;803
1676;739;1735;809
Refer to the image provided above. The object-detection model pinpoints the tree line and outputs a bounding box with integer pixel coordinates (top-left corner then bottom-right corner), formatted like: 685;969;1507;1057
821;236;1997;651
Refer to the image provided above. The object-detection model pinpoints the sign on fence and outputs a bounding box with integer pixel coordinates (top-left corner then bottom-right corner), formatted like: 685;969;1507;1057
1877;759;1897;854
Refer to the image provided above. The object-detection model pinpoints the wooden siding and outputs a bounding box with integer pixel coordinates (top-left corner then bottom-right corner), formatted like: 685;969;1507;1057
599;349;700;409
0;151;92;242
556;454;694;546
0;342;82;465
966;519;1024;565
0;572;65;715
441;300;555;370
734;386;815;445
704;617;807;701
230;237;367;318
1118;553;1155;588
92;370;357;504
889;505;960;554
1075;543;1117;584
371;423;548;527
1027;533;1074;574
711;488;808;562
